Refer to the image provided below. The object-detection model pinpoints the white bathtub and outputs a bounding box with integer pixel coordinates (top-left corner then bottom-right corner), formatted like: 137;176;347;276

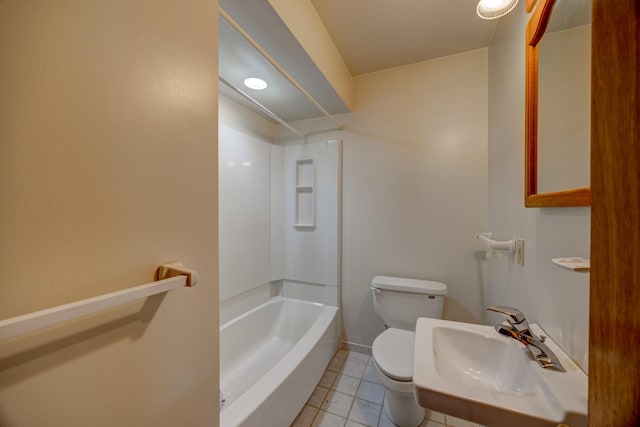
220;296;339;427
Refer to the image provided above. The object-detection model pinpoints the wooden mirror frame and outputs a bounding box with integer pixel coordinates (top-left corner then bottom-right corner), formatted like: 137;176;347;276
525;0;592;207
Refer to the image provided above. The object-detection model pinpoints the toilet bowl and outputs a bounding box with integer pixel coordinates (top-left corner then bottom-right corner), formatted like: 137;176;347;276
372;328;424;426
370;276;447;427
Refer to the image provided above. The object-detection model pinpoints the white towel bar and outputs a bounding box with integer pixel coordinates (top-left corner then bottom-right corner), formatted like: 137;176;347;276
0;261;198;341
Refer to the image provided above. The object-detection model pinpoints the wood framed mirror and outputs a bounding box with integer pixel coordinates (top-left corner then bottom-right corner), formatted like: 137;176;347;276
525;0;592;207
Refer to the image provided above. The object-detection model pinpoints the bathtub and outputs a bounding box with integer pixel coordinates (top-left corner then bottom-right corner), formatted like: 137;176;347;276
220;296;339;427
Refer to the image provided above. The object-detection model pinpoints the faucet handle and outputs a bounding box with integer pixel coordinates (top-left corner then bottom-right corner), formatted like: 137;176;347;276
486;305;535;337
485;305;530;335
485;305;525;323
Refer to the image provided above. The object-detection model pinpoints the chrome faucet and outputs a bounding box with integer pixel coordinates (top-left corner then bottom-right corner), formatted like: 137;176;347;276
486;306;565;372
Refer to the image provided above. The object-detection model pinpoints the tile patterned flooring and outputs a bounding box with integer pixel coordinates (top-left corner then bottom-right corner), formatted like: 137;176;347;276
291;349;481;427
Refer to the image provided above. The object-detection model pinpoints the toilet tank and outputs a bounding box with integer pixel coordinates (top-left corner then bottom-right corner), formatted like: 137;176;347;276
371;276;447;330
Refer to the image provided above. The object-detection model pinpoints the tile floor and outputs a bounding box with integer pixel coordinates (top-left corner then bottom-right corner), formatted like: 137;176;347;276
291;349;481;427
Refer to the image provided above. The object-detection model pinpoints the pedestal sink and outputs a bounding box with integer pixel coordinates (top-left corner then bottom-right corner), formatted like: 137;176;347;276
413;318;587;427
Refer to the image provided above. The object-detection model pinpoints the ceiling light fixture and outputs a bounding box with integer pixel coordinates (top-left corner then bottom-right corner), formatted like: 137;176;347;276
477;0;519;20
243;77;268;90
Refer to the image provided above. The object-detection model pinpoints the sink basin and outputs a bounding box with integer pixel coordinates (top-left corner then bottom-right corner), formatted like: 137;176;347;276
413;318;587;427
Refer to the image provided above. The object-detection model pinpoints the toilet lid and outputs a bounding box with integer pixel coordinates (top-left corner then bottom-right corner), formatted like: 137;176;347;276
372;328;415;382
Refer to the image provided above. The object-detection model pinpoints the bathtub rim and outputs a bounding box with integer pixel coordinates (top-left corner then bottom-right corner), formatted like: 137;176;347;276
219;295;322;331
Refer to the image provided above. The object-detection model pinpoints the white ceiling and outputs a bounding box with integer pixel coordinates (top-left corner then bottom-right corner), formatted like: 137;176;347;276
219;0;351;123
219;17;329;122
311;0;498;75
219;0;500;124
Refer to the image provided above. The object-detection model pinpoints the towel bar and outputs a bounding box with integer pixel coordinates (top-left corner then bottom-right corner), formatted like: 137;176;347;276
0;261;197;341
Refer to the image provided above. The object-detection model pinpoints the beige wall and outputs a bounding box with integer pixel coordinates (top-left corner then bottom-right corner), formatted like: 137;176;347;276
343;49;488;346
487;2;590;370
0;1;220;425
283;48;489;347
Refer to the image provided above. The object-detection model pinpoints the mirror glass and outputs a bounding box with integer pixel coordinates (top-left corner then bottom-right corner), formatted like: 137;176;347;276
537;0;591;193
525;0;591;207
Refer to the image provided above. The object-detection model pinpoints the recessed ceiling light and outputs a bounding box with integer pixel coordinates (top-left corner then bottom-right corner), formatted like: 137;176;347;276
243;77;268;90
477;0;519;20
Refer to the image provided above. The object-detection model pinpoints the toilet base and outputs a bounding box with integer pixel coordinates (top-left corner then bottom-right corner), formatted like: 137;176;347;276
383;388;425;427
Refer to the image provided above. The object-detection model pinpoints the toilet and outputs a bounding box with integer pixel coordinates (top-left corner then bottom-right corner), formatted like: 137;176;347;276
371;275;447;427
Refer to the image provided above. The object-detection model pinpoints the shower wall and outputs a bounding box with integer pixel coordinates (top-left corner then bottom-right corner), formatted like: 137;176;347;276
219;96;340;322
218;124;275;302
218;96;281;322
281;140;341;307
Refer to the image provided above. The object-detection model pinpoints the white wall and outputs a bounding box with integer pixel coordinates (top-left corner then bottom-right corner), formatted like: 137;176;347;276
0;1;219;425
284;141;341;287
218;95;282;323
219;96;341;318
487;2;590;370
218;124;272;301
279;140;342;307
284;48;489;347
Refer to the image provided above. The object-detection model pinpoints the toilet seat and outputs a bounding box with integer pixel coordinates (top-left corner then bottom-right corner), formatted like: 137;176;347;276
372;358;414;394
372;328;415;382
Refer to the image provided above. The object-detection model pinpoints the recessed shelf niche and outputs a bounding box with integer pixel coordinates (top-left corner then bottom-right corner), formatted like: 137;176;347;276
295;158;316;229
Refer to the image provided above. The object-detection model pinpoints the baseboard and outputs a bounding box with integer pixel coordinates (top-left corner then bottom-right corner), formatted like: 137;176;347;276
340;340;372;356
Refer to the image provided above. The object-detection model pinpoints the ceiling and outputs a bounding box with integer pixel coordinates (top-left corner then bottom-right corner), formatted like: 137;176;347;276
219;17;328;123
219;0;351;124
219;0;500;125
311;0;497;76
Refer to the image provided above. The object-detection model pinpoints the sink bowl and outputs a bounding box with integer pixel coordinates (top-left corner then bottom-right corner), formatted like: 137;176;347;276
413;318;588;427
